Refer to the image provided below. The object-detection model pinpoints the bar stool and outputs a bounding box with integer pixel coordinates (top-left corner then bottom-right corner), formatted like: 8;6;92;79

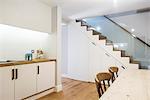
108;67;119;82
95;72;112;98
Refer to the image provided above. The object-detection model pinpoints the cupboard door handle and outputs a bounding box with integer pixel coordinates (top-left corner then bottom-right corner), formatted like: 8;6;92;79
37;66;39;74
15;69;18;79
121;66;126;69
12;69;14;80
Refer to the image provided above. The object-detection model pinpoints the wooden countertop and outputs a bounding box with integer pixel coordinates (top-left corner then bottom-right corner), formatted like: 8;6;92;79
100;69;150;100
0;59;56;67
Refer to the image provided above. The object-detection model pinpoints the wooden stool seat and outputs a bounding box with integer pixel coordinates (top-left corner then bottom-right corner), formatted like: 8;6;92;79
95;72;112;98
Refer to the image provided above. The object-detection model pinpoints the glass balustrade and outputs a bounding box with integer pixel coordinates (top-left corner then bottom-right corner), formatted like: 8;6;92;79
82;14;150;69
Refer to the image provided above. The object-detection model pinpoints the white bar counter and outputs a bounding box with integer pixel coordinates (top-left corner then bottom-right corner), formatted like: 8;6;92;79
100;69;150;100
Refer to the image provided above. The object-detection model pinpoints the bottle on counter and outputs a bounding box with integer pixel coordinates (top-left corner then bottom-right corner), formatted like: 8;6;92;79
36;49;44;59
25;53;32;61
31;50;36;60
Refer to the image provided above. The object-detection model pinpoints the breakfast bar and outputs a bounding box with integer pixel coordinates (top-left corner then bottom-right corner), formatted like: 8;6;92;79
100;69;150;100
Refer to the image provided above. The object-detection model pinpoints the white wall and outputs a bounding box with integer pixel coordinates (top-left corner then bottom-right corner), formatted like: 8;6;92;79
88;41;123;82
0;0;51;33
46;33;57;59
66;21;123;82
61;25;68;75
0;24;56;60
0;0;2;23
67;21;90;81
51;6;62;92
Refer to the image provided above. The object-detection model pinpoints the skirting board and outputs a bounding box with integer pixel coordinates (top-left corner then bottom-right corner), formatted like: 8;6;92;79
62;74;91;82
62;74;70;78
24;84;63;100
55;84;63;92
24;88;55;100
62;74;111;85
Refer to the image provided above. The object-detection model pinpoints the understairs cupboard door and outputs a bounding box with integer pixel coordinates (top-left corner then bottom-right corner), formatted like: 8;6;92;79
0;66;15;100
14;64;37;100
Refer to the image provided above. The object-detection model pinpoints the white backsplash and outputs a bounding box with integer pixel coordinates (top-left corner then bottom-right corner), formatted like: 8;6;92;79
0;24;56;60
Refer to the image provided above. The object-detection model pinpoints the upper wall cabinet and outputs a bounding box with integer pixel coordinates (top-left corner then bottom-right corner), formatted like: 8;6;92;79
1;0;52;33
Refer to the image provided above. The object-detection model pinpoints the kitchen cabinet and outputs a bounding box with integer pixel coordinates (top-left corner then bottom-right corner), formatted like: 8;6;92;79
37;61;55;92
0;66;15;100
0;61;55;100
15;64;37;100
0;61;56;100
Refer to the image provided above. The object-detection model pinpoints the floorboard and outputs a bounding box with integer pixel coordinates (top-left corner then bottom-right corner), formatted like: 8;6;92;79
38;77;98;100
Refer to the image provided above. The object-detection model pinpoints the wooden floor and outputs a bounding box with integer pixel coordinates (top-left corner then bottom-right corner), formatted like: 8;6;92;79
38;78;98;100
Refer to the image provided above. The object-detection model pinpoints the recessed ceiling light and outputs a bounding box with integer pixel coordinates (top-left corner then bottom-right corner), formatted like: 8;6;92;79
113;0;118;7
96;26;101;31
82;19;86;22
131;28;135;32
120;43;124;47
114;44;119;48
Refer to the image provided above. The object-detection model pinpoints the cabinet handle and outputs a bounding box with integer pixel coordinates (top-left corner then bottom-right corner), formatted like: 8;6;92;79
15;69;18;79
12;69;14;80
105;53;110;57
37;66;39;74
121;66;126;69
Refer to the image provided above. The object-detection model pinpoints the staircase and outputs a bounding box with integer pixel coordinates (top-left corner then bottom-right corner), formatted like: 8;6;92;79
76;19;140;69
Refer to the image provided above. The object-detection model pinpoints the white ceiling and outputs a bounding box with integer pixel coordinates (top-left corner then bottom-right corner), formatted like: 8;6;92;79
40;0;150;21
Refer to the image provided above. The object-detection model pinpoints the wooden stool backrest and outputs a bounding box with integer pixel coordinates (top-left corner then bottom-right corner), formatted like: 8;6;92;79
108;67;119;82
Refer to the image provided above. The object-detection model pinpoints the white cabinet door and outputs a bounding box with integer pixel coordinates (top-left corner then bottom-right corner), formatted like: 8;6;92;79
15;64;37;99
0;66;15;100
37;61;55;92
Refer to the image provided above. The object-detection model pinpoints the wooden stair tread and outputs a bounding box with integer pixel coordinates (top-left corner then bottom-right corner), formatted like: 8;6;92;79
99;35;107;40
93;30;100;35
130;58;140;64
113;48;122;51
122;55;130;57
139;66;147;69
130;60;140;64
106;43;113;45
106;40;113;45
76;19;81;22
87;26;93;31
121;50;129;57
106;40;113;43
